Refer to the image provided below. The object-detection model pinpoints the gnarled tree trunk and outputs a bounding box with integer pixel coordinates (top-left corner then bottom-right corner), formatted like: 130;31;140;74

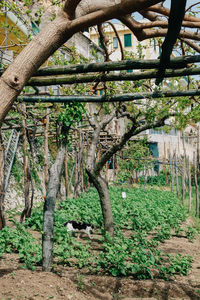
86;168;114;237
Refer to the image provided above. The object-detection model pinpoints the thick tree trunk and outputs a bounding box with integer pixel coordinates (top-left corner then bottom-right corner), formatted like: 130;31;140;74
0;131;5;230
42;142;65;272
86;168;114;237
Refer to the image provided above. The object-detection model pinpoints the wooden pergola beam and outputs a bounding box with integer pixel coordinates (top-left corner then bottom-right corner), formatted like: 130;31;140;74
27;66;200;86
21;89;200;103
1;55;200;77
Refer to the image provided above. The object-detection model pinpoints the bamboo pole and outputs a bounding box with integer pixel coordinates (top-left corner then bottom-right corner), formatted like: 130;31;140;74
27;68;200;87
21;89;200;103
1;54;198;77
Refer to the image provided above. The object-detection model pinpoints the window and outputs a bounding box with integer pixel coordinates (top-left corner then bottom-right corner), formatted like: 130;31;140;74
113;37;118;49
124;33;132;47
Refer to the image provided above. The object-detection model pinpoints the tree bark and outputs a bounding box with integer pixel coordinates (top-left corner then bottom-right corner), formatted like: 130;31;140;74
42;142;65;272
20;104;32;223
86;168;114;237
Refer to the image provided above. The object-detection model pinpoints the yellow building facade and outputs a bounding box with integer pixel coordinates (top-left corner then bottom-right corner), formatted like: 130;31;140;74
89;22;159;61
0;8;30;65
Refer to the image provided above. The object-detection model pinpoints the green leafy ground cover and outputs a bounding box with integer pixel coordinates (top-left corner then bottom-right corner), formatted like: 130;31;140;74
0;187;196;279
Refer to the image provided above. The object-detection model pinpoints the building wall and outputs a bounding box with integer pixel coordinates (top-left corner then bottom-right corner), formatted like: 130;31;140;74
89;22;159;61
66;32;104;61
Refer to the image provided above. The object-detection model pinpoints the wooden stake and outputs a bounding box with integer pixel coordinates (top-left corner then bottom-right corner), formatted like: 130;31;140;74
175;152;180;198
44;108;49;194
64;146;69;198
188;156;192;212
181;156;185;205
20;103;32;222
194;152;200;217
169;152;174;193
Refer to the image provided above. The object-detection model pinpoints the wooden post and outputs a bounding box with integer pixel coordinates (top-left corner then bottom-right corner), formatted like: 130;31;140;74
20;103;32;222
163;142;168;185
79;130;84;192
64;145;69;198
143;164;147;190
73;129;80;198
44;108;49;194
175;152;180;198
0;130;6;229
86;133;90;190
188;156;192;212
169;152;174;193
197;126;200;171
194;152;199;217
181;156;185;205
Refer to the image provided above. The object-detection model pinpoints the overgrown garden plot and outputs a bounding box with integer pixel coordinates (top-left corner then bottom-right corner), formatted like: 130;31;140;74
0;186;197;280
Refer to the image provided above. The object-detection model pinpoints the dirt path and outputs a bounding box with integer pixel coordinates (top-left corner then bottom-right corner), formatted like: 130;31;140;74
0;220;199;300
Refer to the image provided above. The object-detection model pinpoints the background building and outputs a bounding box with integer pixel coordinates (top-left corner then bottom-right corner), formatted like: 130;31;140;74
89;22;159;61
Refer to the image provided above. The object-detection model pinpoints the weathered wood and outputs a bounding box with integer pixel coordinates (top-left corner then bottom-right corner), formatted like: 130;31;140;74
188;156;192;212
27;67;200;86
175;152;180;198
181;157;186;206
21;89;200;103
169;152;174;193
163;143;168;185
42;142;65;272
73;129;79;198
44;109;49;194
79;130;84;192
20;103;32;223
64;146;69;198
193;152;199;217
1;54;199;77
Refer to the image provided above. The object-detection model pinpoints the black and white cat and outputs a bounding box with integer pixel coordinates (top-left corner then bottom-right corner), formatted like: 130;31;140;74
64;221;94;239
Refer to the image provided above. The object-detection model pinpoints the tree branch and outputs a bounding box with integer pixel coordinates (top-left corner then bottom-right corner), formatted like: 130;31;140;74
148;4;200;22
64;0;82;19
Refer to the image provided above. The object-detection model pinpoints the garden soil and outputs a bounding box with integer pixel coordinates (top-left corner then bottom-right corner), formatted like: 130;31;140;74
0;218;199;300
